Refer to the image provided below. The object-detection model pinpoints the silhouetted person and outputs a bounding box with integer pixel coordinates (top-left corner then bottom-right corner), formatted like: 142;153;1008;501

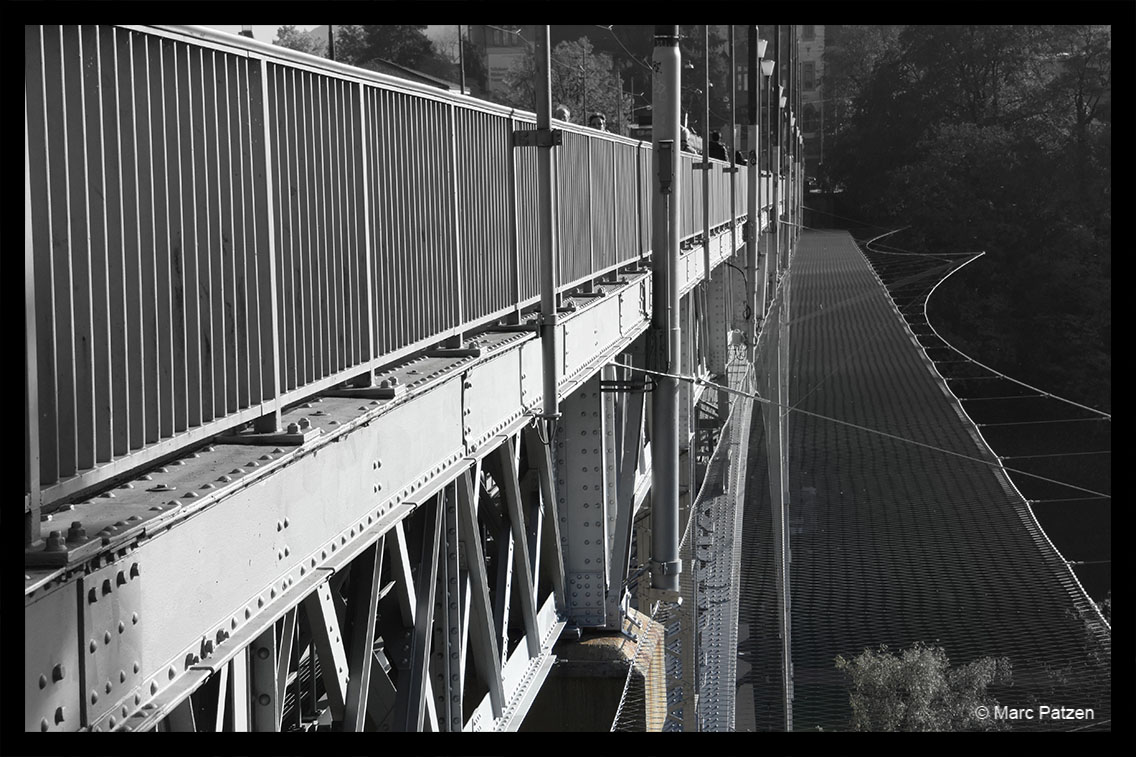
554;104;571;122
588;112;607;131
708;130;728;161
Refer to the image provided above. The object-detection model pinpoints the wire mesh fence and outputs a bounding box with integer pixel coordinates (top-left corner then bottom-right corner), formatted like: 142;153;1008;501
611;347;752;731
734;230;1111;731
615;228;1110;732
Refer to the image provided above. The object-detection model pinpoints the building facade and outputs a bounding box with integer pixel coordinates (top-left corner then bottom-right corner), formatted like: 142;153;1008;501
798;24;825;181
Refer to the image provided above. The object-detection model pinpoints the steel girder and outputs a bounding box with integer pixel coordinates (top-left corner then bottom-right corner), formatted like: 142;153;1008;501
24;223;746;733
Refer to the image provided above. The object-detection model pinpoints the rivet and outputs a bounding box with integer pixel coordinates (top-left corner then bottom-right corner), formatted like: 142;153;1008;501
104;631;112;644
56;705;67;724
39;674;48;689
120;670;127;683
151;682;159;694
91;691;99;704
134;661;140;674
118;620;126;633
90;639;98;653
132;612;139;625
106;680;113;693
109;715;117;728
259;694;271;706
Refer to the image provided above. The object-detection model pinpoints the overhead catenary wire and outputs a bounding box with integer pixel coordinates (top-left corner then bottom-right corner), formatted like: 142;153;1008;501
857;235;1111;420
619;364;1110;500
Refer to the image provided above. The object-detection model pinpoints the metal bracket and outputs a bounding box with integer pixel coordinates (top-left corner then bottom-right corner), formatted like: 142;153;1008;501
724;166;741;174
492;322;540;333
650;558;682;576
424;345;483;359
216;421;322;447
324;378;407;400
512;128;563;148
599;378;653;394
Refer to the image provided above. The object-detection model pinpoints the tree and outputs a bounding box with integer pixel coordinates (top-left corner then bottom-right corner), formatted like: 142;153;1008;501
834;642;1012;731
500;38;630;131
272;25;326;57
678;25;732;138
827;25;1111;413
314;24;455;81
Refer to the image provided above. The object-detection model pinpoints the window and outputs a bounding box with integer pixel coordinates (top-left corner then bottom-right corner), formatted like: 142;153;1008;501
802;25;815;41
802;104;819;133
802;61;816;91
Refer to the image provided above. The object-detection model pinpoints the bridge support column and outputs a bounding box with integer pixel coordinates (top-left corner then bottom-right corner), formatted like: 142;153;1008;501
555;373;619;629
706;259;733;377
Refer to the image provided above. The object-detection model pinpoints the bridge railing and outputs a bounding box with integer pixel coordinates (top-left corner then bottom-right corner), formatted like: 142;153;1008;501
24;24;752;516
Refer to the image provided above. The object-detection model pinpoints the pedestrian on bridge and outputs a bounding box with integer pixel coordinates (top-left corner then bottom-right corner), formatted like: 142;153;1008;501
708;130;729;161
588;112;607;131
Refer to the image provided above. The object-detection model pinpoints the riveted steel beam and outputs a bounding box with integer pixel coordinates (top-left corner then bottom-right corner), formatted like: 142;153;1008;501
393;494;443;732
456;470;505;718
342;537;384;731
490;437;542;656
24;214;743;733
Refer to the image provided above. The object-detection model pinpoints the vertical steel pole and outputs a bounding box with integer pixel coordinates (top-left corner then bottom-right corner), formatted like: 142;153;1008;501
702;26;710;283
459;25;466;94
728;25;737;283
650;25;681;592
772;26;781;281
536;27;560;422
745;26;759;350
25;94;42;546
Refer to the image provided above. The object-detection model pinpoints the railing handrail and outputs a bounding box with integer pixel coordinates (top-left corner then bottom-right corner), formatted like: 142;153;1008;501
24;23;758;521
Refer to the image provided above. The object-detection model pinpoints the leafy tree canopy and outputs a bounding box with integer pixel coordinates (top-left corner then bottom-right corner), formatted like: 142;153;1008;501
835;642;1013;731
826;25;1110;413
501;38;630;131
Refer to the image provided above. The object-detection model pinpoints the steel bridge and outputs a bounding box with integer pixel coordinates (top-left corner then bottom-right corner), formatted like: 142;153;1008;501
25;24;797;732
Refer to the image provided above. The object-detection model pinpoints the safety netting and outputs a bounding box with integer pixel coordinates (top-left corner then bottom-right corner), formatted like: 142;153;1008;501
735;229;1110;731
